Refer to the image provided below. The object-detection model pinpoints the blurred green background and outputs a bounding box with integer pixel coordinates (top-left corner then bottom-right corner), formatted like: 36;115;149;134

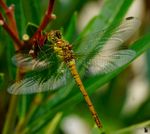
0;0;150;134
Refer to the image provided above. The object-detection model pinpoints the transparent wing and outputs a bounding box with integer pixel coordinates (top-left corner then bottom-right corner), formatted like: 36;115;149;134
12;53;50;72
82;17;140;74
75;17;141;53
88;49;136;75
9;17;140;94
10;44;66;94
12;45;54;71
97;17;141;49
8;74;66;95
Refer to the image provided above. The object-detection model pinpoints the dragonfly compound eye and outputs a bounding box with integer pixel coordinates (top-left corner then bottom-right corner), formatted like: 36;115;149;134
55;30;62;39
47;30;62;43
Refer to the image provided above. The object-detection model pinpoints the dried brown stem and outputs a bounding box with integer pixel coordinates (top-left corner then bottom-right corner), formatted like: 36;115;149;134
0;0;18;36
0;0;7;10
6;4;19;36
0;12;23;50
0;0;23;51
29;0;56;46
38;0;56;31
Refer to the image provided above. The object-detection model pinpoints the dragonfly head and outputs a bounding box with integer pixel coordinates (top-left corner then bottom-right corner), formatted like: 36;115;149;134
47;30;62;44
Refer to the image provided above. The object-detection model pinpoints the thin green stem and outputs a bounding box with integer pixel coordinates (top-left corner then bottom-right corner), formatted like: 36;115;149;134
44;112;63;134
15;94;43;134
2;95;18;134
2;69;23;134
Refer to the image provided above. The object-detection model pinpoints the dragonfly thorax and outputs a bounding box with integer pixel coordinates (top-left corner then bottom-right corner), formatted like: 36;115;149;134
47;30;75;63
53;41;75;63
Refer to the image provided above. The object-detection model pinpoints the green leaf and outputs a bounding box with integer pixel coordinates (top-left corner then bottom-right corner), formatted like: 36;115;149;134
22;0;41;24
91;127;106;134
18;96;28;118
112;120;150;134
80;0;133;36
50;0;87;29
0;73;4;88
44;112;62;134
146;50;150;80
64;12;77;42
26;22;39;38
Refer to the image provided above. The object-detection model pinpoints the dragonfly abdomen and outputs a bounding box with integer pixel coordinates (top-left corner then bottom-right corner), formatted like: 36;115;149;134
68;60;102;128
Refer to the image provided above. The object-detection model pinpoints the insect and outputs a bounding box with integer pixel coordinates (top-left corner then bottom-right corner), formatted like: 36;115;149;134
8;17;141;128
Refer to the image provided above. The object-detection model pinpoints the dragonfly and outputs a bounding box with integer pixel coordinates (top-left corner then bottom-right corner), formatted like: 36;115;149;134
8;16;141;128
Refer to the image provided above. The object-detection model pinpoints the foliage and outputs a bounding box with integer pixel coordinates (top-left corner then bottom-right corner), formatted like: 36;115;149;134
0;0;150;134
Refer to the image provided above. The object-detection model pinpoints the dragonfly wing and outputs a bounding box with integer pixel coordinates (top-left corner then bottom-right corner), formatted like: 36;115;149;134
116;17;141;39
8;73;66;95
8;50;66;94
105;17;140;45
88;49;136;75
12;47;57;72
12;53;51;71
12;53;33;68
95;17;141;52
10;43;66;94
80;17;140;75
75;17;140;54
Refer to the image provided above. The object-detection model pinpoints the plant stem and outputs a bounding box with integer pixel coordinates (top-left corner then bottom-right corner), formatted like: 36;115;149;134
2;69;23;134
0;0;23;50
15;94;43;134
29;0;56;44
0;12;23;50
2;96;18;134
6;4;19;36
44;112;63;134
0;0;18;35
38;0;56;31
112;120;150;134
0;0;7;10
